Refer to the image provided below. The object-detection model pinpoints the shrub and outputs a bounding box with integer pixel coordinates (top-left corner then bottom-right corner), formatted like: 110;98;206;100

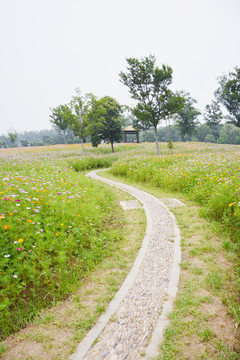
71;155;118;171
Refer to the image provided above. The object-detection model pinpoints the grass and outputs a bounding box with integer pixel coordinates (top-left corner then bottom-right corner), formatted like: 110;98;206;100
70;154;118;171
1;182;146;360
101;170;240;359
0;154;125;339
1;142;240;359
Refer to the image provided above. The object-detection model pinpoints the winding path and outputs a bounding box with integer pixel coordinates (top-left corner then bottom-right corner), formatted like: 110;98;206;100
70;171;182;360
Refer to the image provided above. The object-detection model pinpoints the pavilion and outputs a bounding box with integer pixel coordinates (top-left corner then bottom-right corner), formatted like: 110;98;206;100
123;125;139;143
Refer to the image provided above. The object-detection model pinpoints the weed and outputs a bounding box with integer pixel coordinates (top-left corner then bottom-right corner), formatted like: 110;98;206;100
198;327;215;341
0;342;7;355
205;271;223;291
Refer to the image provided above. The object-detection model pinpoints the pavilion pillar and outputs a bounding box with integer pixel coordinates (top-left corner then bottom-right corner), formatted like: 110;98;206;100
136;132;139;143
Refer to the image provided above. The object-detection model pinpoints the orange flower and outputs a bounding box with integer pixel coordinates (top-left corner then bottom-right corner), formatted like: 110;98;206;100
27;219;32;223
4;225;9;230
55;233;59;237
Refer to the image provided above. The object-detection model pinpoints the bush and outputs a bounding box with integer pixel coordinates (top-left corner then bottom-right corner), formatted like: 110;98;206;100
71;155;118;171
204;134;215;143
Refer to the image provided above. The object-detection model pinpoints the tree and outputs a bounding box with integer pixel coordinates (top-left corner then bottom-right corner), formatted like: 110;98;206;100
119;55;184;155
132;113;152;143
195;124;212;142
217;123;240;144
49;104;73;144
20;139;29;147
88;96;122;152
203;100;223;140
8;130;18;147
0;139;7;148
174;92;201;141
204;134;215;143
215;66;240;127
68;88;96;156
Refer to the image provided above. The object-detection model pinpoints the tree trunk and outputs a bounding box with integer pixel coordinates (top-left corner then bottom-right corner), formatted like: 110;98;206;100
111;141;114;153
167;119;171;141
81;137;86;156
154;126;160;156
143;129;146;142
63;130;67;145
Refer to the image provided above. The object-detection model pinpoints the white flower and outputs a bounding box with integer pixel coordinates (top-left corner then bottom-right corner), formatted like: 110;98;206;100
13;274;18;278
4;254;10;258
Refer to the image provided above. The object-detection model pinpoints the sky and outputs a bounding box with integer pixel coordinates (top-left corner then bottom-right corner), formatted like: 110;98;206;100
0;0;239;135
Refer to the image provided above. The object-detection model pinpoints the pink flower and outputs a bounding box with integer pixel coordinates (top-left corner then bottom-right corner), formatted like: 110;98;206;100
17;248;22;251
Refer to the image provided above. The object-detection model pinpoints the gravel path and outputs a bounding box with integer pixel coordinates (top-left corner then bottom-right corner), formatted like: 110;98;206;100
70;171;181;360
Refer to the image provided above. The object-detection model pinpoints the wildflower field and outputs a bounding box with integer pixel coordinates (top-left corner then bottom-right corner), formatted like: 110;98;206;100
111;143;240;247
1;141;240;345
0;145;124;339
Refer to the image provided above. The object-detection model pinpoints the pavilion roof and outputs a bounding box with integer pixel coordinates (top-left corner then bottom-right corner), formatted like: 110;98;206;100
123;125;138;132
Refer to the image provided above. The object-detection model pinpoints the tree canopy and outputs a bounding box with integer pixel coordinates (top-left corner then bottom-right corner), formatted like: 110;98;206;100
119;55;184;155
8;130;18;147
88;96;122;152
203;100;223;140
50;104;73;144
68;88;96;156
174;92;201;141
215;66;240;127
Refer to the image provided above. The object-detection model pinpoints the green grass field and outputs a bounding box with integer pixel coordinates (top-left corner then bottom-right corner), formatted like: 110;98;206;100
0;142;240;359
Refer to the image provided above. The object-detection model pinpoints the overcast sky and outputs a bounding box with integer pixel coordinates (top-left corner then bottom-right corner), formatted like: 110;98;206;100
0;0;239;135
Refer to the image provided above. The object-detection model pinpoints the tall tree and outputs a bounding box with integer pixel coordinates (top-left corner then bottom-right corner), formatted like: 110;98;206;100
215;66;240;127
49;104;72;144
174;92;201;141
8;130;18;147
203;100;223;139
119;55;184;155
88;96;122;152
69;88;96;156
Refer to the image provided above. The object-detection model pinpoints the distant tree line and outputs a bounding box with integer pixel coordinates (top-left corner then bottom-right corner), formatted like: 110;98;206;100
138;123;240;145
1;57;239;152
0;128;82;149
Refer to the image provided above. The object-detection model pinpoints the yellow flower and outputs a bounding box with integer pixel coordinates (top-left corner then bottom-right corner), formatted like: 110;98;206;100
18;238;24;243
229;203;233;207
4;225;9;230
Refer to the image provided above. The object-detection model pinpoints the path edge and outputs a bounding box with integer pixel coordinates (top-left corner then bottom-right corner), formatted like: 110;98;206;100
70;171;153;360
145;200;181;359
70;170;181;360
